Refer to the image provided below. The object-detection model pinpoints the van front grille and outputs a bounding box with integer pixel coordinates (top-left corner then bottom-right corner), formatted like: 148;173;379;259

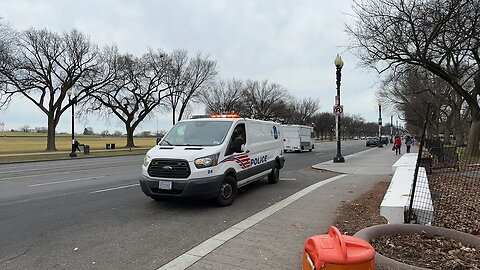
148;159;191;178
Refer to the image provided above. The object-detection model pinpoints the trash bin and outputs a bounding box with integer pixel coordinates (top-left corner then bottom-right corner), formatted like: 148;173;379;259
111;143;115;149
302;226;375;270
106;143;110;149
84;145;90;155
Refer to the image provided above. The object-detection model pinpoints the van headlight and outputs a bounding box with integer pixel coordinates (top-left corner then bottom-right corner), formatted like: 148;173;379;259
194;153;219;169
143;154;152;167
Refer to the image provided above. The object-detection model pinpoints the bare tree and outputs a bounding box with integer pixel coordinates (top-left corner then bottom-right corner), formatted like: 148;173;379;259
20;124;30;133
242;80;291;121
0;28;116;150
88;50;172;147
292;97;320;125
83;127;94;135
176;52;217;123
0;19;16;76
348;0;480;155
312;112;335;140
380;66;469;144
201;78;246;114
344;114;365;139
164;50;189;124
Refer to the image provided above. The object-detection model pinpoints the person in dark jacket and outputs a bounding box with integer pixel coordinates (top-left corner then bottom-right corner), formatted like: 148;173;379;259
405;135;413;153
74;139;81;152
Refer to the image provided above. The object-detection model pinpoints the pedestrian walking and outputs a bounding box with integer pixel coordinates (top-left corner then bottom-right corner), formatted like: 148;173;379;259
74;139;82;152
405;135;413;153
393;135;402;155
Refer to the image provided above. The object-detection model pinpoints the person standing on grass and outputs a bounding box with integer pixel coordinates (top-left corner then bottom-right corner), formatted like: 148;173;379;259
394;135;402;155
405;135;413;153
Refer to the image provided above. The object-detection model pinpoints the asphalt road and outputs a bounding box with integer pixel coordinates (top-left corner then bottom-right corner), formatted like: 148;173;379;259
0;140;368;270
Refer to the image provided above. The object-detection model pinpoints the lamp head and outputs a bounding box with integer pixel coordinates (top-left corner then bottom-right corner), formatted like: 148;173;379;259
334;54;344;68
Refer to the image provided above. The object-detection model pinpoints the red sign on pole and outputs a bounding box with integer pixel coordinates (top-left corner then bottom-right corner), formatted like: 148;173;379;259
333;105;343;115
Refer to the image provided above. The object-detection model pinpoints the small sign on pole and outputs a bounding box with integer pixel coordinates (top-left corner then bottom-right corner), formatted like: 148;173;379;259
333;105;343;115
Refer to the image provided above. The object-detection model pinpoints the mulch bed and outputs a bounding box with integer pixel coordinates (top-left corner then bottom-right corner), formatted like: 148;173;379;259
332;174;480;270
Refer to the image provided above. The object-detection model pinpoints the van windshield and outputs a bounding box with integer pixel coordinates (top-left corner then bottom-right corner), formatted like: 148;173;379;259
160;121;233;146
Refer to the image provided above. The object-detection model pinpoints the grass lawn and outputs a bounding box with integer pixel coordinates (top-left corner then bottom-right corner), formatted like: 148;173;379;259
0;133;156;154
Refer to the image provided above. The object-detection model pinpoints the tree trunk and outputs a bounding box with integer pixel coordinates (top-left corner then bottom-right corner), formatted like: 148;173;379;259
466;71;480;156
125;125;135;148
452;93;465;146
172;110;176;125
466;113;480;157
46;113;56;151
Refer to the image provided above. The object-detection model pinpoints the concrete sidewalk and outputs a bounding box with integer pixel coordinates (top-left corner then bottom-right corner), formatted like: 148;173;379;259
161;147;402;270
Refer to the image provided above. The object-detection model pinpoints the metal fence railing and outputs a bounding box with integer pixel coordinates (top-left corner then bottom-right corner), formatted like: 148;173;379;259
405;136;480;235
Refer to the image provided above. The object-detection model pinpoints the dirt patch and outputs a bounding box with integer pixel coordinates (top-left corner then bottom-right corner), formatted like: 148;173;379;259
333;181;389;235
373;233;479;269
332;180;480;269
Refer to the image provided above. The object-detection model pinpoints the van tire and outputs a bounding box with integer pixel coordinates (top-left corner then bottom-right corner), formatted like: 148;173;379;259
268;163;280;184
215;175;237;207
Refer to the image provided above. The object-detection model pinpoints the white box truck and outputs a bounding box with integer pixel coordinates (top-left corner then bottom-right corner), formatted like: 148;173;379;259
140;114;285;206
281;125;315;152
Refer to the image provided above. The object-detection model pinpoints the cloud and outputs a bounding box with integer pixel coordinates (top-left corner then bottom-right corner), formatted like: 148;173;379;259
0;0;387;132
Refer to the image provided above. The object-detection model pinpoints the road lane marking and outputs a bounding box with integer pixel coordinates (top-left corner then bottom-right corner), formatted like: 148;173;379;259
0;161;139;175
29;176;106;187
158;174;347;270
0;164;138;181
315;152;324;155
90;184;139;194
280;178;296;181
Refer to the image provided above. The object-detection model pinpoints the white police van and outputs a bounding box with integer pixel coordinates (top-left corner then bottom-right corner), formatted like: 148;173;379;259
139;114;285;206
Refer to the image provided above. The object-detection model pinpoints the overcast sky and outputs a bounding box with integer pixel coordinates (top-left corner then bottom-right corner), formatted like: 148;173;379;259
0;0;388;134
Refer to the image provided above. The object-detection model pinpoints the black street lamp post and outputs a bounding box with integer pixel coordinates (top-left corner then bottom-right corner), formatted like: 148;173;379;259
390;115;393;143
68;89;77;157
378;103;383;148
333;54;345;163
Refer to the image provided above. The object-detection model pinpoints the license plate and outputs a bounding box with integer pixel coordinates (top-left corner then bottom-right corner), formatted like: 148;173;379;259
158;181;172;190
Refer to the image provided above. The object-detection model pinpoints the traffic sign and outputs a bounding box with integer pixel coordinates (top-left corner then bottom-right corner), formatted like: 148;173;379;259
333;105;343;115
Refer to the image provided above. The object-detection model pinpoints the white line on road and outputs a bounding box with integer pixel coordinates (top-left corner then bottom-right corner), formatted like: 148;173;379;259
315;152;324;155
280;178;296;181
158;174;347;270
29;176;106;187
0;155;143;172
0;164;136;181
90;183;139;194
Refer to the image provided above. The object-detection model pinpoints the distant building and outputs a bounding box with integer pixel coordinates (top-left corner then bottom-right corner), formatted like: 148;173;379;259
0;122;4;132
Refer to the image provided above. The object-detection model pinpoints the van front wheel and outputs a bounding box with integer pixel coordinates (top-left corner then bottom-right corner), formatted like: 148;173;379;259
268;163;280;184
215;175;237;207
